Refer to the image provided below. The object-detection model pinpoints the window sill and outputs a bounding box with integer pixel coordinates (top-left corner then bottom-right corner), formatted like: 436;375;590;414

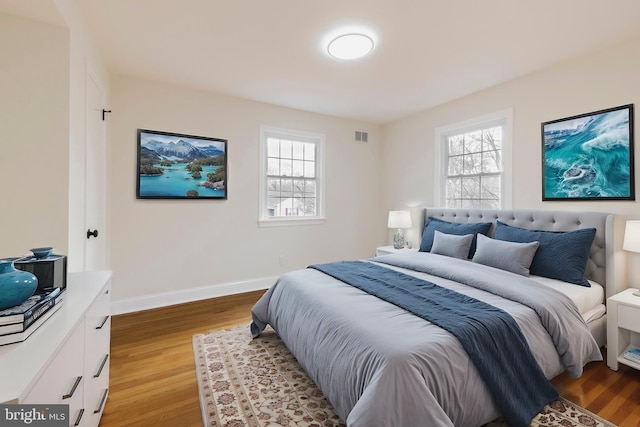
258;217;326;227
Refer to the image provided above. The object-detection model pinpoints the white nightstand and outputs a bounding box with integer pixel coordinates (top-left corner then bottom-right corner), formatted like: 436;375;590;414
375;246;419;257
607;288;640;371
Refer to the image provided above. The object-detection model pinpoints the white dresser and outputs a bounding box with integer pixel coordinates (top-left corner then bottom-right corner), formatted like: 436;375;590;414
0;270;112;427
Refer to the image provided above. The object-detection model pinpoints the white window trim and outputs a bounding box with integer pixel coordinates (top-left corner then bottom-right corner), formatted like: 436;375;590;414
258;125;326;227
434;108;513;209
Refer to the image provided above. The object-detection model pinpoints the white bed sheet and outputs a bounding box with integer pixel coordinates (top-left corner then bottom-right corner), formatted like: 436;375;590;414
529;275;605;322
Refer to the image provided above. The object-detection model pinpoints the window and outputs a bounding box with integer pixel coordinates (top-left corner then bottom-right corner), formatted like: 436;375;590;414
434;109;512;209
259;126;325;226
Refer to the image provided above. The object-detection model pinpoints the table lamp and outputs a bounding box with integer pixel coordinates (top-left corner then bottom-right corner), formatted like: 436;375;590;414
388;211;412;249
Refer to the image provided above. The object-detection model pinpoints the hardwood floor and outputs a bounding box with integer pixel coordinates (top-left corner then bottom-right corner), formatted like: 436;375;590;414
552;356;640;426
101;291;640;427
101;290;264;427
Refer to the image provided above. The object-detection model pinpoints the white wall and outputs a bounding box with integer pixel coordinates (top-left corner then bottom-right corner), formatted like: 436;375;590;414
0;2;109;270
0;13;70;258
383;37;640;287
10;5;638;310
109;75;383;309
55;0;110;272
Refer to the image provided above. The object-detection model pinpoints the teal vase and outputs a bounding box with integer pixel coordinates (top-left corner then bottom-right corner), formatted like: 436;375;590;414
0;258;38;311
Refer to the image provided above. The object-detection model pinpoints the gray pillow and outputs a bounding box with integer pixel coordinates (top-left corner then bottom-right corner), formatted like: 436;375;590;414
430;230;474;259
472;234;540;276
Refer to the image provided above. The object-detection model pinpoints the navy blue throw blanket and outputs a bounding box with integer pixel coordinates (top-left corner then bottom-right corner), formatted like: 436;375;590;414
309;261;558;427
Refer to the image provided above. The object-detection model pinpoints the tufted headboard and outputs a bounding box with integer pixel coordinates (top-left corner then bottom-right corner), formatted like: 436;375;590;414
422;208;618;299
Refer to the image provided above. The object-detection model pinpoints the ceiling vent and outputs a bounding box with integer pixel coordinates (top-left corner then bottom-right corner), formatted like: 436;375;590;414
355;131;368;143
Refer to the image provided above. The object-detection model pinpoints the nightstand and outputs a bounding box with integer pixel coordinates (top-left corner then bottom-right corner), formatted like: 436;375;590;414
607;288;640;371
375;246;419;257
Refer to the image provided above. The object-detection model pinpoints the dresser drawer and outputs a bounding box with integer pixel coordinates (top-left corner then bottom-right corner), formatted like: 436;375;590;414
83;282;111;427
618;304;640;333
85;285;110;357
24;320;86;425
85;284;110;333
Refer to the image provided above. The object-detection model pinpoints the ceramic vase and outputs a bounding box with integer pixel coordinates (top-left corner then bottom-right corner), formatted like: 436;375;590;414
0;258;38;311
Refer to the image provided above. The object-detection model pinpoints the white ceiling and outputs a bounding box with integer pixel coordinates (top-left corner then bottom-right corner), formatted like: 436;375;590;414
0;0;64;26
4;1;640;124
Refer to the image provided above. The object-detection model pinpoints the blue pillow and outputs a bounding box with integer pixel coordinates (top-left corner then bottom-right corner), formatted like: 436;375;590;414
419;217;492;257
494;221;596;287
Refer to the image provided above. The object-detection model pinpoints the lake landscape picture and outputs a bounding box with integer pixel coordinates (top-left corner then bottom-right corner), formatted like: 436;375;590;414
137;129;227;199
542;104;634;200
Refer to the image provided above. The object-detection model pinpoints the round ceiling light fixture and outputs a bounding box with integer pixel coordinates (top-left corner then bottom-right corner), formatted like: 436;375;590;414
327;33;374;60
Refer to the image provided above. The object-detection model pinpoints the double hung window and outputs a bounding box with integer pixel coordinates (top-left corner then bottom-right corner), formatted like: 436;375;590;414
435;109;512;209
259;126;325;225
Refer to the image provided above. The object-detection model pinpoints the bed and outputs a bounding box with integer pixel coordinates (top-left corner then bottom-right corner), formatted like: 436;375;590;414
251;208;619;427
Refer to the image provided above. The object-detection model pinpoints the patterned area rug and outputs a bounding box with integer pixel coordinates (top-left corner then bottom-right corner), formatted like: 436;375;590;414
193;324;616;427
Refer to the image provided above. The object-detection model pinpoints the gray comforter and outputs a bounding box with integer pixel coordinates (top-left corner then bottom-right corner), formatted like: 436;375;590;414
251;252;602;427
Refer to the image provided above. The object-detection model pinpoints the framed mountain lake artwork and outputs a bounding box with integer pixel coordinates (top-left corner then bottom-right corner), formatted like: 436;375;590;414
541;104;635;201
137;129;227;199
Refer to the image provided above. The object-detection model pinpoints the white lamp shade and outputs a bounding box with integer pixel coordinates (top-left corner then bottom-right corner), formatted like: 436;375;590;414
624;220;640;253
388;211;412;229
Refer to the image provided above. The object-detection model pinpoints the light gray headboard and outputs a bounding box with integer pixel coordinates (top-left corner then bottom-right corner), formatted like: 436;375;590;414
423;208;617;298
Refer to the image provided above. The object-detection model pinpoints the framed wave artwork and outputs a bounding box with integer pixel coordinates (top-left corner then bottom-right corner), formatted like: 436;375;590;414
541;104;635;201
137;129;227;199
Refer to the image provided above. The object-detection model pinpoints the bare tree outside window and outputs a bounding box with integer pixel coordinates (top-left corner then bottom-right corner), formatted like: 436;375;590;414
445;126;503;208
266;137;318;217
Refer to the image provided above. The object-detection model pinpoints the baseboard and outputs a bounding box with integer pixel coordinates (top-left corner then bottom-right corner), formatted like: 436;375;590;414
110;276;276;315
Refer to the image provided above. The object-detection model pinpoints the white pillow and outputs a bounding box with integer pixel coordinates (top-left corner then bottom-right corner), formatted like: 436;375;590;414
430;230;474;259
472;234;539;276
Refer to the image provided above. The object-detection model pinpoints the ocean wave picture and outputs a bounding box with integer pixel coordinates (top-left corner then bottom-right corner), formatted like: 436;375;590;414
542;104;635;200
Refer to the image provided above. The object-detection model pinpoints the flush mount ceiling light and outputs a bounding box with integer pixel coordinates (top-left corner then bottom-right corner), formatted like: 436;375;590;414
327;33;374;60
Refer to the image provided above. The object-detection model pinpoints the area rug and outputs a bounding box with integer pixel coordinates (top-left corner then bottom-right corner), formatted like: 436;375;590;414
193;325;616;427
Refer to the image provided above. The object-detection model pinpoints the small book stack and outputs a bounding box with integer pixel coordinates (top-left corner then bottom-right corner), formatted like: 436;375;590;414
0;288;65;346
623;346;640;364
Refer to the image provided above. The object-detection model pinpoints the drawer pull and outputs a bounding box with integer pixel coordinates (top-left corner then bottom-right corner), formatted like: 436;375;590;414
94;388;109;414
96;315;110;330
73;408;84;426
63;376;82;399
94;354;110;378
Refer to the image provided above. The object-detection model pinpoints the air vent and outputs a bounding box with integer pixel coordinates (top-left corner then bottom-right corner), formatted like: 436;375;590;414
355;131;368;143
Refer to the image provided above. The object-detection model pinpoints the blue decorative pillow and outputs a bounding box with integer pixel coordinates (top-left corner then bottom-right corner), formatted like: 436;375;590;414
494;221;596;287
419;217;492;257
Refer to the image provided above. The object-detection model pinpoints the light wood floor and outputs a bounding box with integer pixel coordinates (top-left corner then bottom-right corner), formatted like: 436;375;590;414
101;291;640;427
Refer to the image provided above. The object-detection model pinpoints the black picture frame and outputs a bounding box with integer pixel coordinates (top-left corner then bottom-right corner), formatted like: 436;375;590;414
541;104;635;201
137;129;227;199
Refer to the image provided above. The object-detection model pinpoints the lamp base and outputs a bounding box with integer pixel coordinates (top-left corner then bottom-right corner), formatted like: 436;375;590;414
393;229;405;249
